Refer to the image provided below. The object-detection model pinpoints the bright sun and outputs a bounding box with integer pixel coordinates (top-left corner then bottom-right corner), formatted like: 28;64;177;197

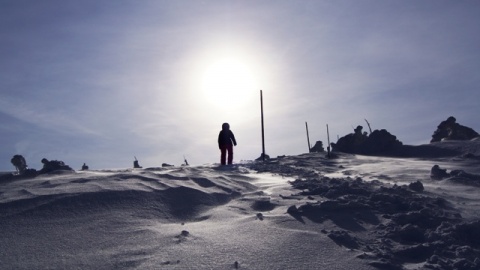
200;56;257;108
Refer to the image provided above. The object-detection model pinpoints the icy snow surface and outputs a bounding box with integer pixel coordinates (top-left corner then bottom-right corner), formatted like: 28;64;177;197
1;140;480;269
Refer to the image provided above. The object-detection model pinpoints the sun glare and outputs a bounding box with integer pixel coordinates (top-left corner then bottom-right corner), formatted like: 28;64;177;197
199;56;257;108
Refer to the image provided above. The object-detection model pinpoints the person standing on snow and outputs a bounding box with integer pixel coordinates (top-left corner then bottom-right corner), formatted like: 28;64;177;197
218;123;237;165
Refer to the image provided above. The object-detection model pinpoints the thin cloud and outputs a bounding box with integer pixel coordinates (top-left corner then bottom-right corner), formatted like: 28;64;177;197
0;97;101;137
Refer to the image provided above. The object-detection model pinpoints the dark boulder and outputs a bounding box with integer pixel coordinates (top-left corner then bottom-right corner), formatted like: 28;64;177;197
10;155;28;174
361;129;403;155
409;181;424;192
39;158;73;174
309;141;325;152
431;116;479;143
430;165;449;180
332;126;402;155
331;126;368;154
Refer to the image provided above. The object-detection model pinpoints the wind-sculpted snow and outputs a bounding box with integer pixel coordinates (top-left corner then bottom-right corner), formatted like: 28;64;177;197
2;144;480;269
0;166;256;220
248;151;480;269
287;176;478;269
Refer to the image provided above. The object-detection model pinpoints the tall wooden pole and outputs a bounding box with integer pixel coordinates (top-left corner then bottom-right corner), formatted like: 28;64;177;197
260;90;266;161
326;124;331;158
305;122;311;152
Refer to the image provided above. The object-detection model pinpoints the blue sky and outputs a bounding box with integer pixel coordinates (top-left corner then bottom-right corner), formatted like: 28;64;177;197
1;0;479;171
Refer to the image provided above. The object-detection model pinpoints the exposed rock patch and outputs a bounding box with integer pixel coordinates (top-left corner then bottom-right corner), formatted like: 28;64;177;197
332;126;403;155
431;116;479;143
287;176;479;269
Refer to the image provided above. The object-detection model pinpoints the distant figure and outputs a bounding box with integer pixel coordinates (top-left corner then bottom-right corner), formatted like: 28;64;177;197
81;163;89;170
11;155;28;174
133;156;142;168
218;123;237;165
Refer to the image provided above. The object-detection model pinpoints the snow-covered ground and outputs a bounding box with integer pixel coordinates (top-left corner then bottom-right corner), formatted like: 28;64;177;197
1;140;480;269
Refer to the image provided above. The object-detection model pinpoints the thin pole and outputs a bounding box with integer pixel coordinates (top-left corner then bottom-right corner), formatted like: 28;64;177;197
365;118;372;134
305;122;311;152
260;90;265;161
326;124;331;158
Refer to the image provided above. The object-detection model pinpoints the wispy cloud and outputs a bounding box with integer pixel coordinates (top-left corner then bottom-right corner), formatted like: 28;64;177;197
0;97;101;137
1;1;479;170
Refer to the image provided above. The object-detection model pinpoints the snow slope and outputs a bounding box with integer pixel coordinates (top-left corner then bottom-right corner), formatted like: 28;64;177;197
1;140;480;269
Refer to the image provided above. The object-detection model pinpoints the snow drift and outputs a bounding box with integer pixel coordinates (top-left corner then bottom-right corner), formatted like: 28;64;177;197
1;140;480;269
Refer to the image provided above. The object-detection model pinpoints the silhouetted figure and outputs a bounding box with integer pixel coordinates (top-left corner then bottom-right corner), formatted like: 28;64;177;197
81;163;89;170
133;156;142;168
11;154;28;174
218;123;237;165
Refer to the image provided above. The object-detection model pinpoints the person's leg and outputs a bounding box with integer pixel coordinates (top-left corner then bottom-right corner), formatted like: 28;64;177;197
227;144;233;165
220;145;227;165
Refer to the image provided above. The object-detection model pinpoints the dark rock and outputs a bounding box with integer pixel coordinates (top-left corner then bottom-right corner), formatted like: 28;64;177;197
368;260;403;270
431;116;479;143
39;158;73;174
133;159;142;168
162;163;174;167
287;205;299;215
393;243;434;263
430;165;449;180
331;126;402;155
452;221;480;248
11;155;28;174
331;125;368;154
251;200;276;211
408;181;424;192
309;141;324;152
362;129;403;155
389;224;426;244
285;175;471;263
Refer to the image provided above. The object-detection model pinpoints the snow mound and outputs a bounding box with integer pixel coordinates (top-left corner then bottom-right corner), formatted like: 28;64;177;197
0;166;256;220
2;150;480;269
248;152;480;269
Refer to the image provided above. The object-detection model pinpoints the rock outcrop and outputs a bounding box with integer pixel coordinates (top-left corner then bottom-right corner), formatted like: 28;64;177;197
332;126;402;155
309;141;325;152
39;158;73;174
431;116;479;143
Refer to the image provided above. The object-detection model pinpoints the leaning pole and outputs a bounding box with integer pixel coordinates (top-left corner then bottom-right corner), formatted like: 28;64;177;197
260;90;266;161
305;122;311;152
